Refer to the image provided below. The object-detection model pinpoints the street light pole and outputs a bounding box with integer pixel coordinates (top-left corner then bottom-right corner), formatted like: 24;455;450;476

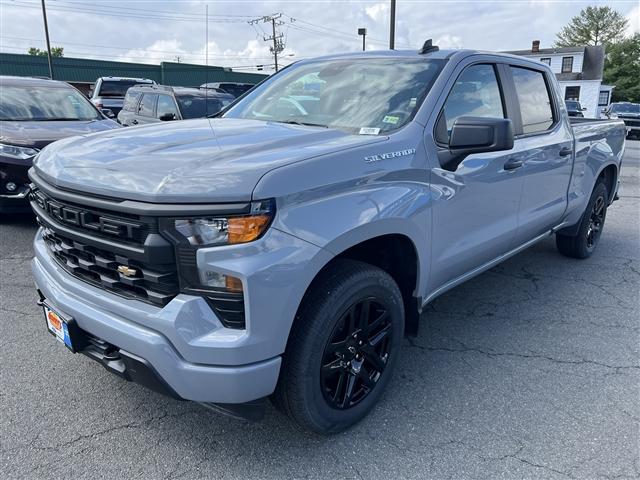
389;0;396;50
40;0;54;79
358;28;367;51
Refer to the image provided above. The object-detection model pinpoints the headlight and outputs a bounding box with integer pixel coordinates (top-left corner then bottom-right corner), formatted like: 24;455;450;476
609;113;618;119
0;143;39;160
173;199;275;247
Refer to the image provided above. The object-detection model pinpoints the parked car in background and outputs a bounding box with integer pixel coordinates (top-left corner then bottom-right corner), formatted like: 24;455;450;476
89;76;155;117
117;85;233;126
605;102;640;139
0;76;119;213
565;100;586;117
200;82;255;98
29;46;626;433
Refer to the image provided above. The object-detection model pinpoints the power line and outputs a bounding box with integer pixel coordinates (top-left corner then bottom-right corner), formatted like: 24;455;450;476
3;0;250;23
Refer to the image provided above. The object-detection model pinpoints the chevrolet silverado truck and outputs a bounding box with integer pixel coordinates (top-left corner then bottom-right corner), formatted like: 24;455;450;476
29;44;626;434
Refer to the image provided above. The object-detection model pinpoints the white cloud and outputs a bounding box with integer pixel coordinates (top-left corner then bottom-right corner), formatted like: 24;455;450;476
435;34;463;50
365;3;389;23
626;5;639;35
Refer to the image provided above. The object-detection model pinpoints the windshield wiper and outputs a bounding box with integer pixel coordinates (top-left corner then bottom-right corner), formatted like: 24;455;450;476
279;120;328;128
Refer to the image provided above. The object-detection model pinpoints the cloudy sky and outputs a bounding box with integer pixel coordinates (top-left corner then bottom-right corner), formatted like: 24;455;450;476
0;0;638;72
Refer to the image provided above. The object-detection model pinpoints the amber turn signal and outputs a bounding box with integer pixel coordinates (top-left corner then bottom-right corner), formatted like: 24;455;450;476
228;214;271;244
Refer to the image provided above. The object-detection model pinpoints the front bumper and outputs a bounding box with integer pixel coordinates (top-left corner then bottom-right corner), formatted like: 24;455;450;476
32;225;330;404
33;251;280;403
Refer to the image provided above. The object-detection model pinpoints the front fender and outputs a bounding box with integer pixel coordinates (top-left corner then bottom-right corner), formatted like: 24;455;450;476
271;183;431;297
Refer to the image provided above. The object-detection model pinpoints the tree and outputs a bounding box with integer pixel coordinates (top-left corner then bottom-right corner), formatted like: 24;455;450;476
28;47;64;57
555;6;628;47
603;33;640;103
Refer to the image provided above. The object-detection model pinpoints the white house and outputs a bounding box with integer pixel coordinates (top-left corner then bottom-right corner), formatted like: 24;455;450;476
504;41;613;118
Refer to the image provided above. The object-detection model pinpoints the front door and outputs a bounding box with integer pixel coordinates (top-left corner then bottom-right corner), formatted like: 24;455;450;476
428;62;523;292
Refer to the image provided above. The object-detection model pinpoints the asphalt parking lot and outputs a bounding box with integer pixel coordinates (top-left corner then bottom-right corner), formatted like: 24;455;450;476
1;141;638;480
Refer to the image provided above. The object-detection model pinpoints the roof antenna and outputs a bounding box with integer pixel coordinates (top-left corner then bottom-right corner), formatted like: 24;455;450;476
419;39;439;54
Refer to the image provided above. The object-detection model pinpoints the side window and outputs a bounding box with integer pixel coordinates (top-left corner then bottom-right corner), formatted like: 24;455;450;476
122;91;141;112
510;67;554;134
156;95;179;119
137;93;157;117
439;64;504;140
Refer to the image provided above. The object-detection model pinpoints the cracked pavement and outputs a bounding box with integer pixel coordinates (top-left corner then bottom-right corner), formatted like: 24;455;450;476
1;141;639;479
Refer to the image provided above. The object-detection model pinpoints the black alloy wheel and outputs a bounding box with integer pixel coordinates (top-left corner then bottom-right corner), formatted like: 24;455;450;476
321;298;392;409
586;194;606;251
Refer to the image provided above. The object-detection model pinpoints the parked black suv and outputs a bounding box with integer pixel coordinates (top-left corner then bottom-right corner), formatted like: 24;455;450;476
0;76;119;213
117;85;234;126
200;82;255;98
565;100;586;117
605;102;640;139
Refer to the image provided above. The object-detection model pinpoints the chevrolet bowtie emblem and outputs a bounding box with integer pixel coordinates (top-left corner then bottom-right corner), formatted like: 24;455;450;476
117;265;137;277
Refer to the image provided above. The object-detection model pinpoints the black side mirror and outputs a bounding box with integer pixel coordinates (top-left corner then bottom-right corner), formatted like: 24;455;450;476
441;116;514;171
100;108;115;119
159;112;176;121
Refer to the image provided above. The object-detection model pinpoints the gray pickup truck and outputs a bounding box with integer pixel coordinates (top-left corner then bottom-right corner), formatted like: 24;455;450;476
30;44;626;434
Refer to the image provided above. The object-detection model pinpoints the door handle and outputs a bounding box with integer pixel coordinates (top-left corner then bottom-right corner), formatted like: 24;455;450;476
504;158;524;171
559;147;573;157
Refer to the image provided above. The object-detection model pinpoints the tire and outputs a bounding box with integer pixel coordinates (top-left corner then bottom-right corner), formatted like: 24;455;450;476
556;181;609;259
272;259;405;434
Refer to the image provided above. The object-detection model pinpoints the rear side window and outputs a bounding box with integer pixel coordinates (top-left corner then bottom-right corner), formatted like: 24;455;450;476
137;93;157;117
98;80;144;97
440;64;504;139
510;67;554;134
122;91;141;111
156;94;179;119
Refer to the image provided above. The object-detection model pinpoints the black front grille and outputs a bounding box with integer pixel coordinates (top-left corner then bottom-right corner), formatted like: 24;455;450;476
622;118;640;128
31;185;179;307
42;226;179;306
30;188;155;245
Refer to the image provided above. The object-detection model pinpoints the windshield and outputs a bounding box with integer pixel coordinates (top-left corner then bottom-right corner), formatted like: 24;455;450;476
610;103;640;114
223;58;445;133
565;101;580;110
98;80;151;97
176;94;233;119
0;85;101;121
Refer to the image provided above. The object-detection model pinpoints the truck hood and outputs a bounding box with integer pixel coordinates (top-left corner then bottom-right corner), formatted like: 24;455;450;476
34;118;385;203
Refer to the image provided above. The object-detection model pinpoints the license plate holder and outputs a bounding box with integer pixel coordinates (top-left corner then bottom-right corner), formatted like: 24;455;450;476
43;302;84;353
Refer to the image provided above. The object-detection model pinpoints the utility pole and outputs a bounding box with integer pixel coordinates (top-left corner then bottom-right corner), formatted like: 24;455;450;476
389;0;396;50
40;0;53;79
248;14;285;72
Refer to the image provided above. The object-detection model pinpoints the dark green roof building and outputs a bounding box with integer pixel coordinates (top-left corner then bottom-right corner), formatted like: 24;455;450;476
0;53;267;94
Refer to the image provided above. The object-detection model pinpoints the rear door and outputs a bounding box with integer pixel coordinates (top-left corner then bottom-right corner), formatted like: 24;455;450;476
117;90;142;126
506;65;574;244
132;93;158;126
428;61;523;291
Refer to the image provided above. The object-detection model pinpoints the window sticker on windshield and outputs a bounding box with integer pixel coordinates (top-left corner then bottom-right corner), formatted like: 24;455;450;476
409;97;417;107
359;127;380;135
382;115;400;125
